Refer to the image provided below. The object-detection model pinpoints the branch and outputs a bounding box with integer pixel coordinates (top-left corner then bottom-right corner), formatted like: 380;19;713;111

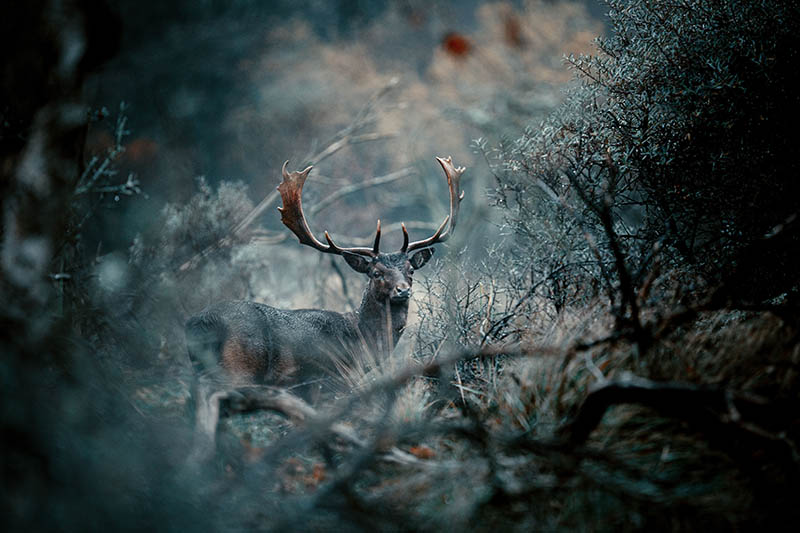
558;375;799;464
177;80;402;274
306;132;395;166
307;167;415;215
189;383;424;466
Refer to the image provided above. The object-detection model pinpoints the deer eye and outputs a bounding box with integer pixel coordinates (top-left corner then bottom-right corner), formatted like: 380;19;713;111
408;267;415;276
371;270;384;280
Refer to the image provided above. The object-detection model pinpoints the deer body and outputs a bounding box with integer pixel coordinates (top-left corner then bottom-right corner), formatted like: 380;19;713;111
186;157;464;385
186;252;427;384
187;301;361;384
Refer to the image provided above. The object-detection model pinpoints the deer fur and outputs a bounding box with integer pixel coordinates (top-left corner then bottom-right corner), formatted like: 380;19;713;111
186;249;433;384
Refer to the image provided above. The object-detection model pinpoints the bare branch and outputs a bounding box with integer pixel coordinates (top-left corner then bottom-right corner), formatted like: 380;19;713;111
559;375;798;465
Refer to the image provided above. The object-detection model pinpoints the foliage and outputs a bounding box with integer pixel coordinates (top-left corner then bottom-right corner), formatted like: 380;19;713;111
493;0;800;307
129;177;254;281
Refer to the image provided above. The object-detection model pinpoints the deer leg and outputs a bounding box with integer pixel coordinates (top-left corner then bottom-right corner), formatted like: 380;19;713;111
187;380;229;464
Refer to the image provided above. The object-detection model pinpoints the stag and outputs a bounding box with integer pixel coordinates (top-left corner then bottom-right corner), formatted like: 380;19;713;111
185;157;465;387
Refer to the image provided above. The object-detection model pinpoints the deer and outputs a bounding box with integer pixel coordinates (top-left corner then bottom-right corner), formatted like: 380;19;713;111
185;156;465;390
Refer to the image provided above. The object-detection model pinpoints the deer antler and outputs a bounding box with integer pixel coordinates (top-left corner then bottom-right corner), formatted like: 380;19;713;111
278;161;379;257
402;156;466;253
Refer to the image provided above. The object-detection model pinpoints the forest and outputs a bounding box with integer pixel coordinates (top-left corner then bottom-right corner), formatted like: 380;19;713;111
2;0;799;530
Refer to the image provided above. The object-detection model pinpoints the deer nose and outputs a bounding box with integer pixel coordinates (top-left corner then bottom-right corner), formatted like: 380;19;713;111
393;283;411;300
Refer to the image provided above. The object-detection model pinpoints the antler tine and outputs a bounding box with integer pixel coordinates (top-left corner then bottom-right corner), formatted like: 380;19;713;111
400;223;409;253
373;219;381;255
404;156;466;253
278;161;376;257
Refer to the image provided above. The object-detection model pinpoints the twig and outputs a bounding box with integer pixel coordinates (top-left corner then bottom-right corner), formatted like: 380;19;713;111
307;167;415;215
454;364;467;407
307;132;395;166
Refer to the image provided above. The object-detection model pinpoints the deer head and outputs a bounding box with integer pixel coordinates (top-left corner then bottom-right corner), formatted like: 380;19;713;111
277;157;465;304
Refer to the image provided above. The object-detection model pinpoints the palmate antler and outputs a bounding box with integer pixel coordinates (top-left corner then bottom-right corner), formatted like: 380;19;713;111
278;161;379;257
401;156;465;253
277;157;465;256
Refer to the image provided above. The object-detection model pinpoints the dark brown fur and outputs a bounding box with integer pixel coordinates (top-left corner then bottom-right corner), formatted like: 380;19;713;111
185;250;433;386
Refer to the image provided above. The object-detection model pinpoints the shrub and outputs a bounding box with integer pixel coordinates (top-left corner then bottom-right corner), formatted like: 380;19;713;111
494;0;800;305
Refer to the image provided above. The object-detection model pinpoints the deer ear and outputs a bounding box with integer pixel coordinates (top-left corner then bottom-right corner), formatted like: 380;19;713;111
410;248;434;269
342;251;372;274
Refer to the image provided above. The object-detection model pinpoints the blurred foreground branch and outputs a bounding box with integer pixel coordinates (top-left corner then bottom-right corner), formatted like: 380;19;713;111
190;382;423;466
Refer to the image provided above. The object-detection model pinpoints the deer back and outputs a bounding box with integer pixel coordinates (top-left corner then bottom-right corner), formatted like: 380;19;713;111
186;300;361;384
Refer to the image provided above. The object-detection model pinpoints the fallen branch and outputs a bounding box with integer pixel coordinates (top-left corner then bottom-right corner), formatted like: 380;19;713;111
187;340;552;465
558;375;799;464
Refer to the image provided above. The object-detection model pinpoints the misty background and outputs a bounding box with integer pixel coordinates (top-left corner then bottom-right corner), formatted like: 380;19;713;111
82;0;603;259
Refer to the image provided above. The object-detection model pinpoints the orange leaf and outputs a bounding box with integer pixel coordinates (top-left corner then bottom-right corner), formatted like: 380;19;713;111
409;445;436;459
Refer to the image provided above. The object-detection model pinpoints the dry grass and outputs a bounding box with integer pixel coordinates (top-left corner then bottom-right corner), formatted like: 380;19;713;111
158;290;798;530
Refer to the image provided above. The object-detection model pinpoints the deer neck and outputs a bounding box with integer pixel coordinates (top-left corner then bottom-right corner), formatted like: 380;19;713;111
354;288;409;355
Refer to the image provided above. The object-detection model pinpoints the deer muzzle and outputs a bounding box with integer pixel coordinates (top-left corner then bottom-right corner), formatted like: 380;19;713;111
392;283;411;302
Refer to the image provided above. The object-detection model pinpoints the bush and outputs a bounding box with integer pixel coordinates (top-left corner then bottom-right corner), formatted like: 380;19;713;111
494;0;800;305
